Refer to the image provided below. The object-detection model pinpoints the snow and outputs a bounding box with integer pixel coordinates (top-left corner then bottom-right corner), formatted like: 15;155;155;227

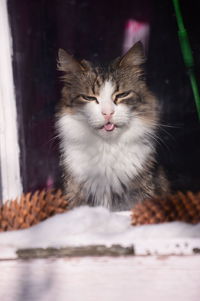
1;206;200;301
1;206;200;259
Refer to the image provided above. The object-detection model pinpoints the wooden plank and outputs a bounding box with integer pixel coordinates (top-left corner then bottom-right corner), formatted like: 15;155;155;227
17;245;135;258
0;256;200;301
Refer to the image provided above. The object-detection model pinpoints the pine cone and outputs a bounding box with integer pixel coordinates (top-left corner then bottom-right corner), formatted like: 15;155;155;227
1;189;200;232
0;190;68;232
132;191;200;225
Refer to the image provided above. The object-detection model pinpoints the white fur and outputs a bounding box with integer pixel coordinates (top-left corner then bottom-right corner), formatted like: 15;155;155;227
57;80;155;208
97;81;115;115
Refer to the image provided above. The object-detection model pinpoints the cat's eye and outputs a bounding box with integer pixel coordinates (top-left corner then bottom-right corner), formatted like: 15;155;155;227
114;91;131;104
114;90;141;105
115;91;130;99
81;95;99;103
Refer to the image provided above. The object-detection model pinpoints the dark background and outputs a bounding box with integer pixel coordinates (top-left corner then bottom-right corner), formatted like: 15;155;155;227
7;0;200;193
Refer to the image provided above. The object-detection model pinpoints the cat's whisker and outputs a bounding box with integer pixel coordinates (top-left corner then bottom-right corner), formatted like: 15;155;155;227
145;132;171;152
146;121;176;143
135;113;181;129
158;127;176;142
134;116;177;144
148;121;181;129
158;123;181;129
45;134;60;149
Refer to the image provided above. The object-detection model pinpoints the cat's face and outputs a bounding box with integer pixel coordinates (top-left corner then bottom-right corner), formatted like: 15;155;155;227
57;42;158;141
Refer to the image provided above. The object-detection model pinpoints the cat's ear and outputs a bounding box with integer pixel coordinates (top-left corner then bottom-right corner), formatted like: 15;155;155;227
80;59;92;71
119;41;145;68
57;49;87;73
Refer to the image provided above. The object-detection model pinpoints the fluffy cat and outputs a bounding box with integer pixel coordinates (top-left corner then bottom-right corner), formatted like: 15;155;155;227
56;42;169;211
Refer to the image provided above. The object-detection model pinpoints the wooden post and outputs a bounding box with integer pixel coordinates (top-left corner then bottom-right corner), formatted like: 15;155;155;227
0;0;22;203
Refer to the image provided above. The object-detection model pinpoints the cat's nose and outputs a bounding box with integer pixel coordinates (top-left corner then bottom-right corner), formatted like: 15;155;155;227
101;110;114;121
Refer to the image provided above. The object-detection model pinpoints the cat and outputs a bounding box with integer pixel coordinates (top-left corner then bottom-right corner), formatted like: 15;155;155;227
56;42;169;211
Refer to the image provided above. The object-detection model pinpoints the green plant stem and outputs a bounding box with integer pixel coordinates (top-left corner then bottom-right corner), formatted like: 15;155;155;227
172;0;200;120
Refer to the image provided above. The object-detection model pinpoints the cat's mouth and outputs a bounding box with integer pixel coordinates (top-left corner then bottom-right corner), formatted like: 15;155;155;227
102;122;116;132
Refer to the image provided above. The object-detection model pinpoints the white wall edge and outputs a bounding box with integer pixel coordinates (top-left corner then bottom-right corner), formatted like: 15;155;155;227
0;0;22;202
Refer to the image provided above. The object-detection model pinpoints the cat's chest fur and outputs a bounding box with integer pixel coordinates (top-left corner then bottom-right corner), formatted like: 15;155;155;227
61;123;152;208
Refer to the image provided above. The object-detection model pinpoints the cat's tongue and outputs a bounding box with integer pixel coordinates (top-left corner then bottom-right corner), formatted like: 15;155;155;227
104;123;115;131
